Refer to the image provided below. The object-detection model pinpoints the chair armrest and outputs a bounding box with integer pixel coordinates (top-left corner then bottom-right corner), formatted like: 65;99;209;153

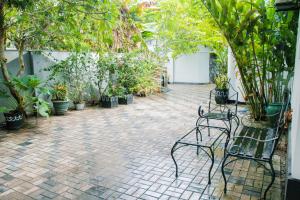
198;105;205;117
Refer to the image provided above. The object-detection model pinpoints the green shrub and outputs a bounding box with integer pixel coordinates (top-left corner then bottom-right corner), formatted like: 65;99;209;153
215;75;229;90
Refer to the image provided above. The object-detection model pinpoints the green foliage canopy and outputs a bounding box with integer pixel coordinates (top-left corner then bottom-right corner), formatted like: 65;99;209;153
200;0;298;119
143;0;227;59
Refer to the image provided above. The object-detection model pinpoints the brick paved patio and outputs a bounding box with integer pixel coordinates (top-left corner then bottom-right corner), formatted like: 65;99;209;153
0;84;283;200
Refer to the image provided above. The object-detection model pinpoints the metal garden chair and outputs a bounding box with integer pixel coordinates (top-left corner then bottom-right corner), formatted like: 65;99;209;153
221;94;290;199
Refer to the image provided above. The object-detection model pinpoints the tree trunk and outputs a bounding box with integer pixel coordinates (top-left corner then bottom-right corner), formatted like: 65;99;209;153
16;41;25;77
0;3;25;113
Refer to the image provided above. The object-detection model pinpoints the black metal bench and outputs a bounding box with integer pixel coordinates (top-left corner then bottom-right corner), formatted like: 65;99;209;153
221;98;289;199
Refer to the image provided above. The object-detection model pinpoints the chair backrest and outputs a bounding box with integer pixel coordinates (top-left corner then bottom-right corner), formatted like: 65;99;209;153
274;90;291;138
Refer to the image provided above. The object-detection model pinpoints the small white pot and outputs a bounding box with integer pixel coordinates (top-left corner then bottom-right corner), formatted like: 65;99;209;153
75;103;85;110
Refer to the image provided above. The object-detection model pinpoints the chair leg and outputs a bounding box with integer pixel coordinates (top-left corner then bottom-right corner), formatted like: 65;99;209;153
207;118;210;136
264;161;276;200
224;133;230;158
171;142;179;178
221;154;230;193
208;147;214;184
196;128;199;155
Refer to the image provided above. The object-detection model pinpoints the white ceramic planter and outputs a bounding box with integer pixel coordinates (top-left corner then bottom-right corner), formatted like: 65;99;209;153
75;103;85;110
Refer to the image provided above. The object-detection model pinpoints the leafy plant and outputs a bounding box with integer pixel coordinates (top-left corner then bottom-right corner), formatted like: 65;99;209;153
46;52;96;104
69;84;86;104
215;48;228;76
1;76;51;117
117;52;139;95
95;53;118;98
51;84;68;101
215;75;229;90
142;0;227;59
132;52;161;96
86;83;99;105
0;88;18;113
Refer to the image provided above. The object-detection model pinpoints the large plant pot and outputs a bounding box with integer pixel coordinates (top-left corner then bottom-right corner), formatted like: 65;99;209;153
266;103;283;125
100;96;118;108
4;111;24;130
118;94;133;105
215;88;229;104
52;100;69;115
75;103;85;111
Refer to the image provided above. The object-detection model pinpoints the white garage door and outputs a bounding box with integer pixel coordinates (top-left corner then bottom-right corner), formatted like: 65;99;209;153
174;52;210;84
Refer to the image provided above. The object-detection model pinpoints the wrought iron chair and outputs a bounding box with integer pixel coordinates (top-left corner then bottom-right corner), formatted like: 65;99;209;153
221;95;290;199
196;83;240;152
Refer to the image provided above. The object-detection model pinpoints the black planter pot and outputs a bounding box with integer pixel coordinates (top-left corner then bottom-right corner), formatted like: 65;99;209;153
100;96;118;108
118;94;133;105
215;88;229;104
4;111;24;130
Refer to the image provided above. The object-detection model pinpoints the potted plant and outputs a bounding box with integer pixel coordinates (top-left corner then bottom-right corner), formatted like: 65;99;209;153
214;75;229;104
74;98;85;111
46;52;96;110
265;89;289;124
73;91;85;111
0;76;50;130
0;93;23;130
100;83;119;108
87;84;99;106
117;53;136;104
51;83;69;115
96;54;119;108
118;89;133;105
70;82;86;111
266;103;283;125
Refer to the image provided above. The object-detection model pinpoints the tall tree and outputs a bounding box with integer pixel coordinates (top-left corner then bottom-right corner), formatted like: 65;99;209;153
143;0;227;58
200;0;298;119
0;0;36;112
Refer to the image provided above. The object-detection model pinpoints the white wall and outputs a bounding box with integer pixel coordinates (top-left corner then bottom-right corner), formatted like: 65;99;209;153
32;51;70;82
291;11;300;180
172;46;211;84
166;54;174;83
228;47;245;102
